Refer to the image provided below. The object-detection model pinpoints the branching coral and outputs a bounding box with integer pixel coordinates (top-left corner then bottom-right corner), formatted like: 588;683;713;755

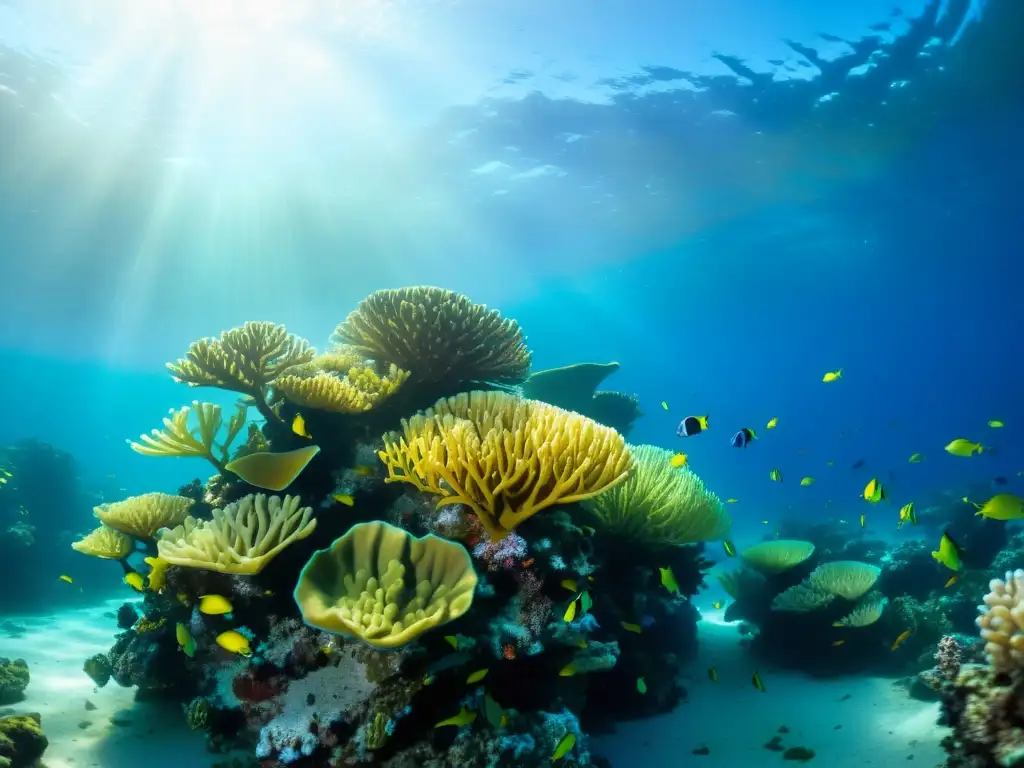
332;286;531;385
129;401;247;473
581;444;729;547
294;521;478;649
167;321;315;423
94;492;194;541
157;493;316;574
378;391;634;540
71;525;133;560
977;569;1024;671
273;364;409;414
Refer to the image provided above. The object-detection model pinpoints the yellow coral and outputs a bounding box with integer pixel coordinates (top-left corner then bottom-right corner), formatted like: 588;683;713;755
72;525;133;560
94;492;194;540
274;364;409;414
740;540;815;574
378;391;634;540
294;520;478;649
977;569;1024;670
771;582;835;612
834;593;888;628
157;494;316;574
807;561;880;601
167;322;315;422
582;444;729;547
286;346;366;378
135;616;167;634
130;401;247;473
332;287;531;384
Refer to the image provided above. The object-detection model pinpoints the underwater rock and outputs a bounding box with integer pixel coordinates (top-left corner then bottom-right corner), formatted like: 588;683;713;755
0;659;29;705
116;603;139;630
0;712;48;768
783;746;816;761
83;654;111;688
904;668;946;702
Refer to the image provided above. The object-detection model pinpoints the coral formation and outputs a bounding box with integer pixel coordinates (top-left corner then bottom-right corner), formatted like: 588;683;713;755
93;492;194;541
0;712;47;768
274;364;410;414
0;659;29;705
741;540;815;574
71;525;133;560
977;569;1024;672
130;401;248;473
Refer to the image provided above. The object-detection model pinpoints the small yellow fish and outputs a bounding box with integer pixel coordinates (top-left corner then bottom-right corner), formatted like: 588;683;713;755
707;667;718;682
859;514;866;528
125;572;145;592
661;401;669;411
945;573;961;588
0;477;6;485
466;668;488;684
898;502;917;529
752;671;766;692
863;478;886;503
563;599;577;623
976;494;1024;521
891;629;913;651
670;453;688;468
832;640;845;647
989;420;1005;428
59;574;72;584
726;498;739;504
822;369;843;383
932;531;963;571
769;468;783;482
444;635;459;649
908;453;923;463
712;601;724;610
215;630;252;657
558;662;577;677
552;732;576;761
423;674;436;685
723;540;736;557
945;438;983;457
176;622;196;658
620;622;643;634
332;493;355;507
766;417;778;429
636;677;647;694
264;590;275;597
434;707;476;729
291;413;312;438
660;566;679;594
199;594;233;615
561;578;578;592
800;477;815;486
1;470;11;477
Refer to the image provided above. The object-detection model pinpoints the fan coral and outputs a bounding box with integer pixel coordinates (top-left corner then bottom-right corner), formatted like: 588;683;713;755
273;364;409;413
130;401;247;473
157;494;316;574
294;521;478;649
332;286;531;385
834;594;888;628
167;321;315;423
71;525;133;560
379;391;634;540
740;540;815;574
93;492;194;541
581;444;730;547
771;582;836;612
977;569;1024;671
807;561;881;601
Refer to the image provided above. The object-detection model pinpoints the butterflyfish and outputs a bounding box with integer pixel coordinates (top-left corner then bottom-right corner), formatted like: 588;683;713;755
752;671;766;691
898;502;917;529
291;413;311;438
176;622;196;658
223;445;321;491
660;566;679;594
800;477;815;486
863;478;886;503
434;707;476;728
932;531;963;571
620;622;643;634
332;493;355;507
976;494;1024;521
730;428;756;448
59;574;72;584
989;420;1005;428
822;369;843;383
908;453;923;463
563;599;578;623
945;438;983;457
125;572;145;592
199;594;233;615
767;417;778;429
636;677;647;694
552;732;576;761
677;415;709;437
891;629;913;650
769;468;783;482
670;453;688;468
466;668;488;684
215;630;252;657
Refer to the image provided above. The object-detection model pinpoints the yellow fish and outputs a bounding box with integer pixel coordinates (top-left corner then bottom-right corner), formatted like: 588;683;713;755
897;502;917;529
144;556;169;591
558;662;577;677
59;574;72;584
945;438;983;457
822;369;843;383
945;573;961;588
1;470;11;476
176;622;196;658
563;599;578;623
712;601;724;610
707;667;718;682
552;732;576;761
723;540;736;557
636;677;647;694
766;417;778;429
891;629;913;651
660;566;679;594
0;477;6;485
726;498;739;504
669;453;688;468
863;478;886;503
332;493;355;507
800;477;815;486
989;420;1005;428
466;668;488;684
832;640;845;647
444;635;459;649
224;445;321;492
215;630;252;657
976;494;1024;521
752;671;766;692
199;594;233;615
353;465;375;476
291;413;311;438
423;674;436;686
620;622;643;634
908;453;922;463
859;514;866;528
661;401;669;411
125;572;145;592
560;578;578;592
932;531;963;571
769;468;783;482
434;707;476;729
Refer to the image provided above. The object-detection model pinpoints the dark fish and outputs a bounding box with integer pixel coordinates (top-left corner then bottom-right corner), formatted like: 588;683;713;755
730;428;755;448
869;22;890;31
851;459;865;470
677;415;709;438
994;476;1008;485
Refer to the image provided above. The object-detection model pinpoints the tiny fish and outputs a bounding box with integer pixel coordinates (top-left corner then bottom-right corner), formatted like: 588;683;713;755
723;540;736;557
891;629;913;650
59;574;73;584
859;514;866;528
176;622;196;658
660;566;679;594
423;674;435;685
558;662;577;677
769;468;783;482
580;591;592;613
851;459;865;469
822;369;843;383
800;477;815;486
215;630;252;657
661;401;669;411
989;420;1005;428
636;677;647;694
730;428;756;448
863;478;886;503
932;531;963;571
766;417;778;429
726;498;739;504
677;414;709;437
712;601;724;610
353;465;375;476
945;438;983;457
945;573;961;588
752;671;766;692
434;707;476;729
898;502;917;529
552;732;576;761
332;493;355;507
199;594;233;615
670;453;688;468
292;413;312;438
466;668;488;684
832;640;845;647
707;667;718;682
444;635;459;649
908;453;923;463
561;578;578;592
620;621;643;634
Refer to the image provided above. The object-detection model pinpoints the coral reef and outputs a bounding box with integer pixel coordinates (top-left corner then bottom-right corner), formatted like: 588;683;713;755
0;659;29;705
0;712;47;768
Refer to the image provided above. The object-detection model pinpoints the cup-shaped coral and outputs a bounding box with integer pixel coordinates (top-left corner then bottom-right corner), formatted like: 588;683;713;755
294;521;478;650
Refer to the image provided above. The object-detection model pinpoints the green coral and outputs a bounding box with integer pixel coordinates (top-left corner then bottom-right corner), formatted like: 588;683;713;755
364;711;389;750
184;698;211;731
0;713;47;768
0;660;28;705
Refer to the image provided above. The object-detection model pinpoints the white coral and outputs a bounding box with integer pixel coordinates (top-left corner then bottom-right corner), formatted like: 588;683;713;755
977;569;1024;671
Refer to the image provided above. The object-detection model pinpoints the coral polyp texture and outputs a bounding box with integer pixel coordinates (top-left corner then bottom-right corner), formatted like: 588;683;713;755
129;401;247;472
157;493;316;574
273;363;410;413
93;492;194;541
807;561;881;601
331;286;532;385
833;593;888;628
166;321;315;422
294;520;478;649
740;539;815;574
977;569;1024;671
378;390;635;540
581;444;730;547
71;525;133;560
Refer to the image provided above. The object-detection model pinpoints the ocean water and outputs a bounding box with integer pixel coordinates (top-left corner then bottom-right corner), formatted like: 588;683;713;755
0;1;1021;766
